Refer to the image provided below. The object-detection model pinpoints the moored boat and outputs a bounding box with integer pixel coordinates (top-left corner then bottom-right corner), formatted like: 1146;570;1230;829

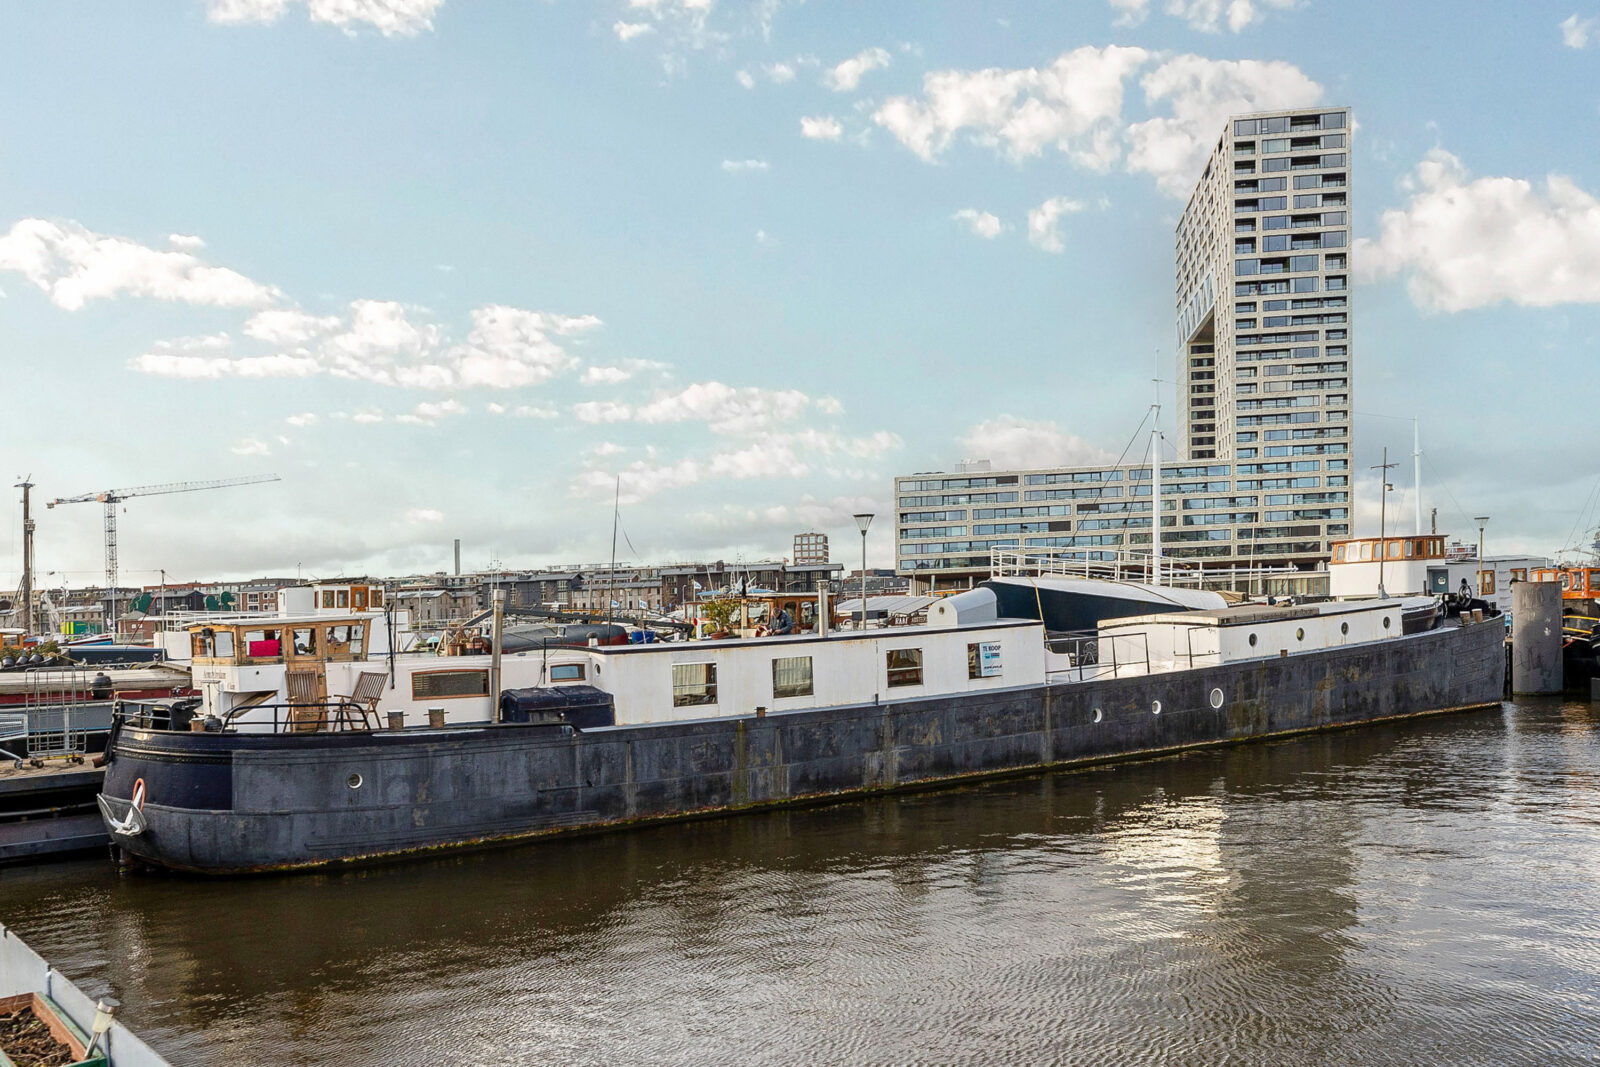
94;575;1507;875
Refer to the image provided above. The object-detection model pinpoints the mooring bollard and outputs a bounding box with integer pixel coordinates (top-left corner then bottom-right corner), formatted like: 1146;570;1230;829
387;711;405;731
1512;582;1562;695
428;707;445;728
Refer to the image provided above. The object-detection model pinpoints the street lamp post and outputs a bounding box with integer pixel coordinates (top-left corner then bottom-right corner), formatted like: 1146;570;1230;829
853;513;873;631
1474;516;1490;597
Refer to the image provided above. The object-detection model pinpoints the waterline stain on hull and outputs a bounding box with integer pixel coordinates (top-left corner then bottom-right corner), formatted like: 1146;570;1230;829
103;619;1506;874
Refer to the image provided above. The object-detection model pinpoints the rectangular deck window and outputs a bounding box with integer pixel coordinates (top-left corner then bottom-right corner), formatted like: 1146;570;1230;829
412;669;489;699
550;663;587;682
772;656;814;698
967;642;1002;679
672;662;717;706
886;648;924;688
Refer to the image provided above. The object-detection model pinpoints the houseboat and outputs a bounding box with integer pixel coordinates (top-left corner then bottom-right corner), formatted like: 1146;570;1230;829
94;572;1506;875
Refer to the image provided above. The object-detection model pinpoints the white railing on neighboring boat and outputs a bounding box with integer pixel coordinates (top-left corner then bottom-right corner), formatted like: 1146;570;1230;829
990;548;1320;596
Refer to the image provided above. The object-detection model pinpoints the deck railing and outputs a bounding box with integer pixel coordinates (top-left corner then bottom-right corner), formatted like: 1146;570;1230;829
990;548;1320;597
1044;629;1151;682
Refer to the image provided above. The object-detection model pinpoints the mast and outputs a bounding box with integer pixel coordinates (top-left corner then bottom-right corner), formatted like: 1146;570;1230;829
607;476;620;628
1150;381;1161;587
1412;418;1422;536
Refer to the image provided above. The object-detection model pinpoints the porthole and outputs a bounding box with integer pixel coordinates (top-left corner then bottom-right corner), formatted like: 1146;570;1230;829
1248;633;1258;647
1296;627;1305;642
1209;688;1224;709
347;773;363;790
1092;707;1103;724
1382;616;1392;629
1152;700;1162;716
1340;621;1349;635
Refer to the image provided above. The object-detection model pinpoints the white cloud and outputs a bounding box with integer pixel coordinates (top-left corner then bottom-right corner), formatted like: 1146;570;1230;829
800;115;844;140
873;45;1148;166
823;46;891;92
1026;196;1085;253
0;218;279;311
395;398;467;426
168;233;206;251
581;365;633;385
1561;12;1596;48
871;49;1322;197
1355;149;1600;312
230;437;273;457
285;412;318;427
132;299;601;390
766;61;796;83
572;428;901;504
720;158;770;173
634;381;812;434
351;411;385;424
513;404;558;419
1115;0;1299;33
952;208;1006;239
243;307;341;344
1126;55;1323;195
405;507;444;523
573;400;635;424
204;0;445;36
958;417;1114;470
613;20;653;40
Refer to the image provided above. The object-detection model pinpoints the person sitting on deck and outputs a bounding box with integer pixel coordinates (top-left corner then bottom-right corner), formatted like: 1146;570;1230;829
770;607;794;636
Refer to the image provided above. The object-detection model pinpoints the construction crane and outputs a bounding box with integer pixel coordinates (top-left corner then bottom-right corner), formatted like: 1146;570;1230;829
48;475;281;631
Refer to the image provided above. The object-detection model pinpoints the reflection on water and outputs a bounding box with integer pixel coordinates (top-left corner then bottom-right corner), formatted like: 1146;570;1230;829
3;699;1599;1066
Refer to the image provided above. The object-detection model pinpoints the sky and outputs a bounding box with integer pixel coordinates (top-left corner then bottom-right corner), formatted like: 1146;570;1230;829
1;0;1597;588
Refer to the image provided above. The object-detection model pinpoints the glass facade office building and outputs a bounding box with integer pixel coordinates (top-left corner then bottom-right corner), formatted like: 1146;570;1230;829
896;107;1354;591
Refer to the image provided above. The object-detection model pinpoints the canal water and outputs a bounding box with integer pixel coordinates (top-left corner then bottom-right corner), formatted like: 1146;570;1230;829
2;697;1597;1066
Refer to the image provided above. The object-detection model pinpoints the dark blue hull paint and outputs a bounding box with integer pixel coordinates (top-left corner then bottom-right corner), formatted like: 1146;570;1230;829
102;619;1507;874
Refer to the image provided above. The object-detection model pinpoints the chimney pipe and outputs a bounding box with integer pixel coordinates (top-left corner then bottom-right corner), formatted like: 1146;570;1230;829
453;538;461;576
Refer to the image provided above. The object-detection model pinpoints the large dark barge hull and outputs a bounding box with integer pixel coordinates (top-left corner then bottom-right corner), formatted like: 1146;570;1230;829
102;618;1506;874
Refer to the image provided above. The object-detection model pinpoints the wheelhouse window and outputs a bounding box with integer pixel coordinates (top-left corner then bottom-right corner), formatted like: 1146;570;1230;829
413;670;489;699
673;663;717;707
321;591;336;608
325;624;365;659
550;663;586;682
336;589;349;608
886;648;924;688
371;588;385;608
242;628;282;659
772;656;814;698
291;628;318;655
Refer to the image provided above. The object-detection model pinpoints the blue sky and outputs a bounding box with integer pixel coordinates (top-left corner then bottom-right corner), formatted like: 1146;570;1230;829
1;0;1597;585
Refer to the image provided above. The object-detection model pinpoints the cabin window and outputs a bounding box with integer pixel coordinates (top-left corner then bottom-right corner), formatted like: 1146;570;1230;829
550;663;586;682
371;588;385;608
886;648;924;688
968;642;1002;679
1387;542;1401;559
321;591;335;608
336;590;349;608
413;670;489;699
1479;571;1495;595
353;589;368;609
212;630;236;659
1334;545;1345;562
326;624;364;658
1404;541;1414;558
772;656;814;698
1510;569;1528;583
242;628;282;658
191;631;222;658
291;628;317;655
673;663;717;707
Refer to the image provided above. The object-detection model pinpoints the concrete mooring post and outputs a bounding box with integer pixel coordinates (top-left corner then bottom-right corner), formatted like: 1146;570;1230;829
1511;581;1563;695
